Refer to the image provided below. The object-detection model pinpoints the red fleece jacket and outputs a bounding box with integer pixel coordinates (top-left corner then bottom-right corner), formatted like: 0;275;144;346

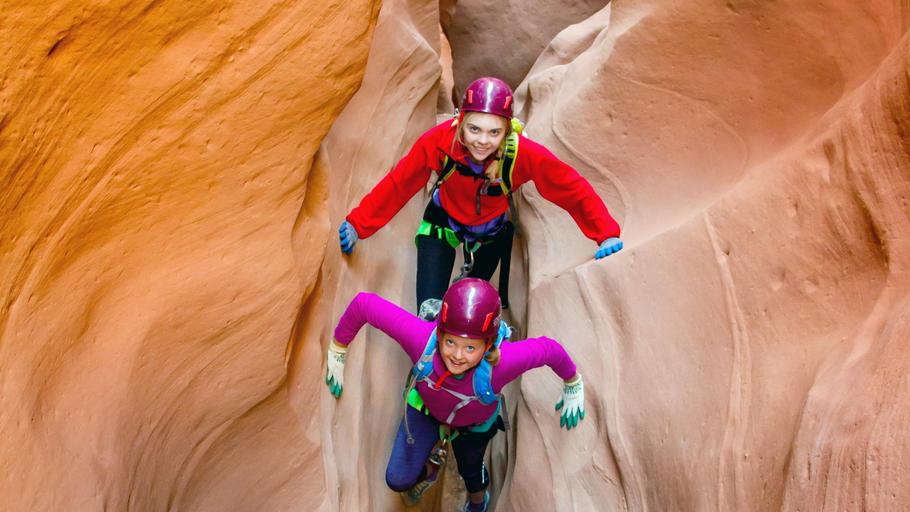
346;119;621;244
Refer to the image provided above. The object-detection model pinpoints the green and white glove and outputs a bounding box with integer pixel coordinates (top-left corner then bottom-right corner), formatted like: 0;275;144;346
555;374;585;430
325;340;347;399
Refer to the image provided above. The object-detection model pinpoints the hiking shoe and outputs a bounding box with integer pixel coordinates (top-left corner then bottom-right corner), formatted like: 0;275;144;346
399;465;441;506
462;490;490;512
418;299;442;321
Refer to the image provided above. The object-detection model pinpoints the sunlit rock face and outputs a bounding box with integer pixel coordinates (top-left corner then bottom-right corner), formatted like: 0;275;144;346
504;1;910;511
0;1;379;510
321;1;910;511
442;0;610;94
308;0;449;509
4;0;910;511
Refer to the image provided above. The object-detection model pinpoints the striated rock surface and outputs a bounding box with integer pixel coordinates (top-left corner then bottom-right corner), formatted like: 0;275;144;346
443;0;610;94
503;1;910;511
4;0;910;511
303;0;449;509
0;1;379;510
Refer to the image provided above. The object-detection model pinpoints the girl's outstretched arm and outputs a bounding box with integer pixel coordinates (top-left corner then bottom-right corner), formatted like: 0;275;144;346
491;336;577;392
326;293;433;399
514;137;621;244
493;337;586;430
345;123;446;239
333;292;434;363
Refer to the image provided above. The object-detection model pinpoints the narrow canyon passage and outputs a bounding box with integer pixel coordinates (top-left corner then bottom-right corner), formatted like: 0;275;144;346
1;1;909;511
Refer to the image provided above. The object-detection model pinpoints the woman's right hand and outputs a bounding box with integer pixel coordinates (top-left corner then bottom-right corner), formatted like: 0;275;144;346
325;340;348;398
339;220;359;254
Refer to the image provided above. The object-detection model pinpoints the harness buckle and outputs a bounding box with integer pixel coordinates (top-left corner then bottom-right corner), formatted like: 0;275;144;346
455;246;475;281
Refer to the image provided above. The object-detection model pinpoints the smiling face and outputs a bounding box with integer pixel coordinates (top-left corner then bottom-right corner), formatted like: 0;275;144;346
438;330;489;375
460;112;508;162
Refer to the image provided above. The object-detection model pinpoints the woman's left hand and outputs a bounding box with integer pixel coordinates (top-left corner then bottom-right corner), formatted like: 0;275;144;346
555;374;585;430
595;237;623;259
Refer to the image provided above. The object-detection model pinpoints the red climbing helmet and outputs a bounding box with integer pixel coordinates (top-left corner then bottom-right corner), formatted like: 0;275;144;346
460;77;514;120
438;278;502;339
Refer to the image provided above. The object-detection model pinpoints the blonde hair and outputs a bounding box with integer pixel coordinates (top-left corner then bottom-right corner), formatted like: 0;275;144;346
452;112;512;158
484;346;501;366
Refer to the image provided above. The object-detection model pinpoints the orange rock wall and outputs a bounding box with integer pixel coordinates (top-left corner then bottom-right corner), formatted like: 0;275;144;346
0;1;378;510
4;0;910;511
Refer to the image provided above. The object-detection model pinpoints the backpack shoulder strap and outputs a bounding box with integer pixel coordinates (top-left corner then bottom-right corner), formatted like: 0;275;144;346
434;155;458;191
471;321;512;405
472;360;496;405
412;329;438;381
498;128;520;195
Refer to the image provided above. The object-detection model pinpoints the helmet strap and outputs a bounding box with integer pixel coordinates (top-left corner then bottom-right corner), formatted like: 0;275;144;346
434;370;454;389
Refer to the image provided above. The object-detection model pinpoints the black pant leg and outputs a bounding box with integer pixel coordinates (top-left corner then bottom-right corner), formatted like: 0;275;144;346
466;239;503;282
416;234;456;309
451;425;499;493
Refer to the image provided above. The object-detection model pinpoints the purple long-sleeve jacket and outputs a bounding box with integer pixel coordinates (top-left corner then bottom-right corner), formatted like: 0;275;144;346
333;292;577;427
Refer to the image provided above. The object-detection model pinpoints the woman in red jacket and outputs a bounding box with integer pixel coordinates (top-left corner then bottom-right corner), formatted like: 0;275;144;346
338;77;623;315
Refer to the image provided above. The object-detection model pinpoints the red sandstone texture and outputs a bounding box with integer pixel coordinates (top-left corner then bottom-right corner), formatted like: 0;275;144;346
0;1;379;510
442;0;610;94
2;1;910;511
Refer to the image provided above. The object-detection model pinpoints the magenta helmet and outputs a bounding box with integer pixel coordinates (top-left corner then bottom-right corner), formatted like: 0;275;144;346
460;77;514;119
438;278;502;339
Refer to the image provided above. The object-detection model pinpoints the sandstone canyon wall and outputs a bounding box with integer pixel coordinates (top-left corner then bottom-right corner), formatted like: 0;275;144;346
503;1;910;511
3;1;910;511
442;0;611;94
0;1;379;510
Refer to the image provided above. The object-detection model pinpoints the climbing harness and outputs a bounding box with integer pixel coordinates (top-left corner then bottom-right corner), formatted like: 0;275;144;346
428;425;458;475
457;244;476;281
415;117;525;306
402;321;513;444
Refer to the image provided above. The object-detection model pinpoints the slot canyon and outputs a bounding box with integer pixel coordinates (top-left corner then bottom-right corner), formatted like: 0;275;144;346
2;1;910;510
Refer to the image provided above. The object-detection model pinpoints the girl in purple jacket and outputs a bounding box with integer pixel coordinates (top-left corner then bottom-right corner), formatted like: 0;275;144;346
325;278;585;512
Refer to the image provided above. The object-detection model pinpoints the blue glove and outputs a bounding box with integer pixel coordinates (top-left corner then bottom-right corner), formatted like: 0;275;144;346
595;237;623;259
339;220;359;254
